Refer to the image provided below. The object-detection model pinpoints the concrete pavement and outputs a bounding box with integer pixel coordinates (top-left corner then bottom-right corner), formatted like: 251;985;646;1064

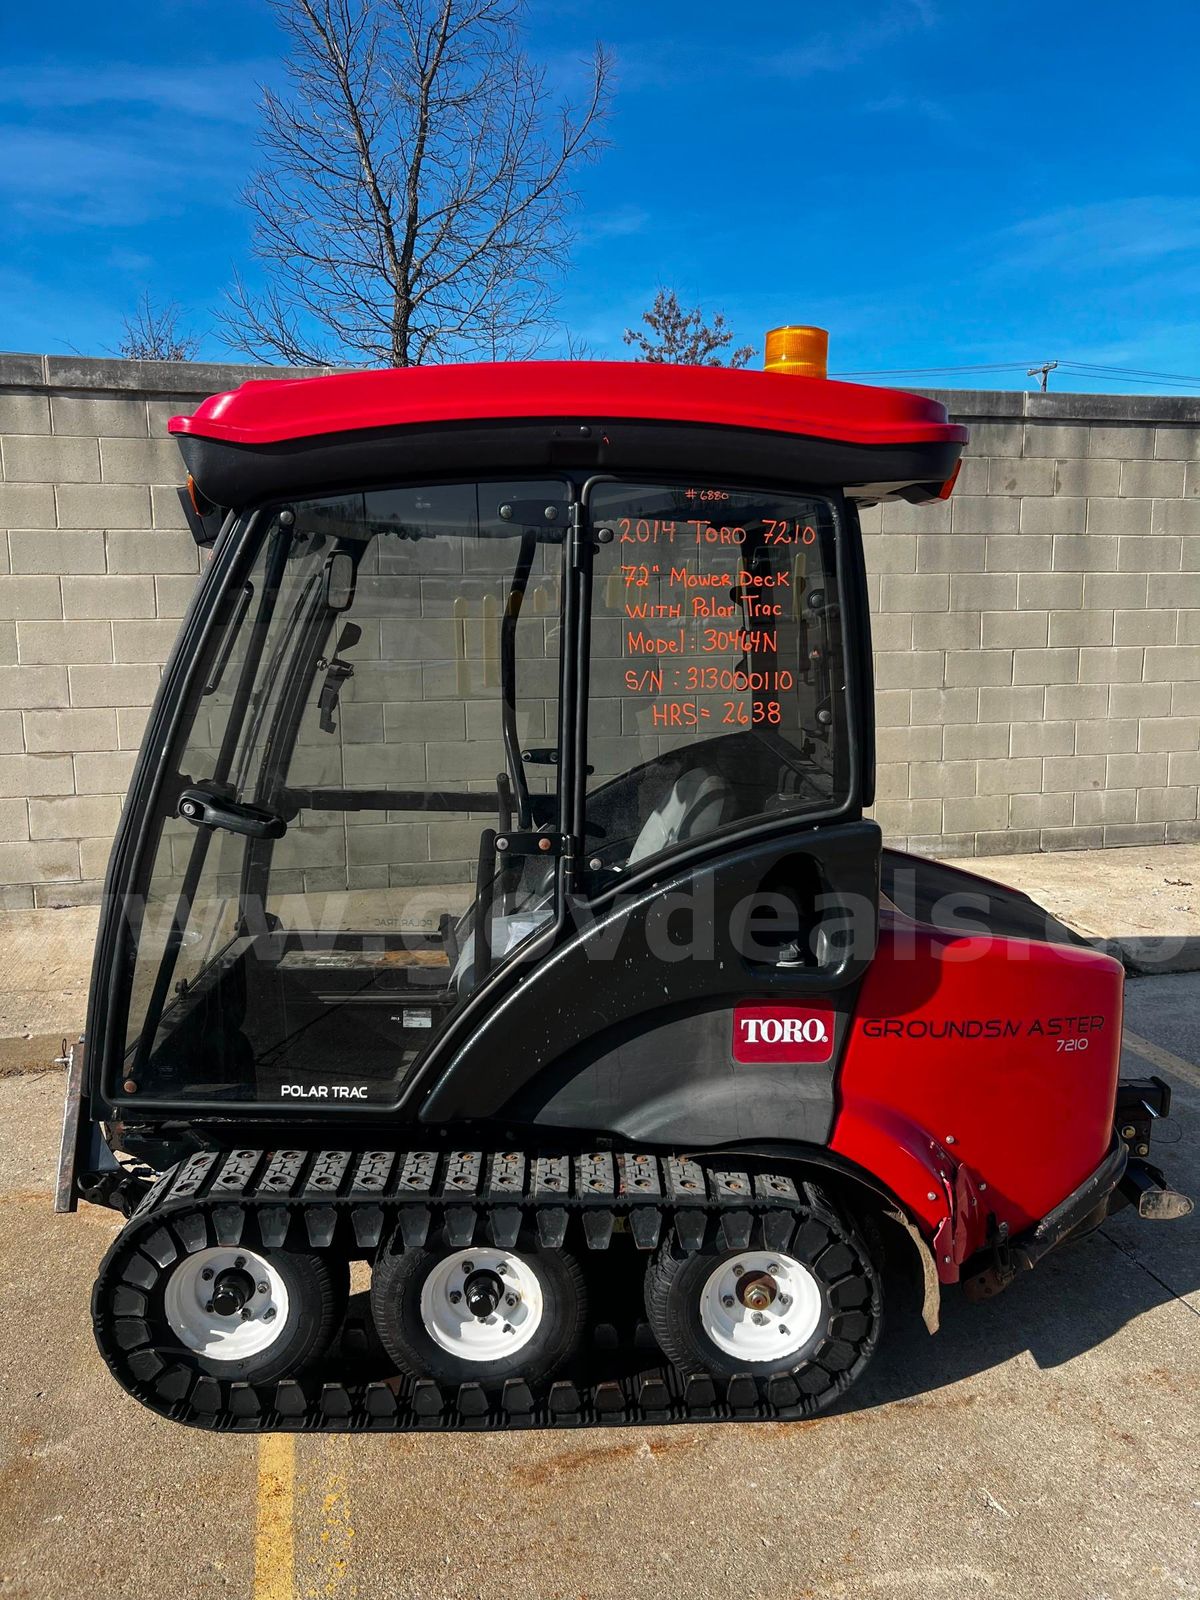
0;905;94;1079
943;844;1200;974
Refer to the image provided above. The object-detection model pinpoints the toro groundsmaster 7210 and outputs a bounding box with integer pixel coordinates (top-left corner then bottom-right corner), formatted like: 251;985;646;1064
60;327;1191;1433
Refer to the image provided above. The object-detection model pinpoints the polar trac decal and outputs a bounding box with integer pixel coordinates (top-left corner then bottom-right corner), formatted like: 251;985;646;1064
733;1003;836;1065
280;1083;371;1100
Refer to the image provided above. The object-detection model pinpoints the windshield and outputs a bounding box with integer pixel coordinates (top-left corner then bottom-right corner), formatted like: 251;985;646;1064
117;480;567;1106
584;481;850;873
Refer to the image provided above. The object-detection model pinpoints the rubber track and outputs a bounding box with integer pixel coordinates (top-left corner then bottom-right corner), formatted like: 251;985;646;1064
92;1146;883;1432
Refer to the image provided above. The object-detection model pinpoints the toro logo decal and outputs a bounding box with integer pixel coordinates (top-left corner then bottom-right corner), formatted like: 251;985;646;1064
732;1004;835;1065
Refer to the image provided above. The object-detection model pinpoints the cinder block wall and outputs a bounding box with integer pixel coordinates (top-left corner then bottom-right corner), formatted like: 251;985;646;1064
0;354;1197;907
0;354;324;909
862;390;1200;857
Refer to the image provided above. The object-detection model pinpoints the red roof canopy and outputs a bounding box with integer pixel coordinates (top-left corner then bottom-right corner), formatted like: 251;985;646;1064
170;360;967;451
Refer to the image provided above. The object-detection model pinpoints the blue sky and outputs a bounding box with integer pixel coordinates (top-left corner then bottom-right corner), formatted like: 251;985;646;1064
2;0;1199;390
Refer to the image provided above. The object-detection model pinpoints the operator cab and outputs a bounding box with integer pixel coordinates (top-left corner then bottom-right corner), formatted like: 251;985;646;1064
90;340;965;1120
119;477;852;1107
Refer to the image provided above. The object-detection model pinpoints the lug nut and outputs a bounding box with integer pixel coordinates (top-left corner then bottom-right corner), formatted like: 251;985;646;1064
204;1300;214;1313
779;1294;791;1308
505;1294;518;1308
722;1294;735;1308
241;1308;253;1321
732;1264;744;1277
448;1290;462;1304
462;1261;474;1274
257;1281;269;1295
767;1263;781;1275
752;1311;766;1326
234;1256;245;1269
201;1267;214;1281
497;1263;508;1276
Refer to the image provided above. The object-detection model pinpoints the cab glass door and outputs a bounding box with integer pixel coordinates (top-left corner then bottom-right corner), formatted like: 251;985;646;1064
116;481;567;1106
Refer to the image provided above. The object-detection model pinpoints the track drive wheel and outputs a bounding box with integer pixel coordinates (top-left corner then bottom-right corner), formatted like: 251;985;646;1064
644;1195;881;1386
159;1241;348;1382
370;1233;586;1387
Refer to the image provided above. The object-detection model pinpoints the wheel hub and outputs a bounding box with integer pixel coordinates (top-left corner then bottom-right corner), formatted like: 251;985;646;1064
699;1250;823;1363
419;1248;544;1363
463;1268;504;1320
163;1247;289;1361
210;1267;256;1318
736;1272;778;1312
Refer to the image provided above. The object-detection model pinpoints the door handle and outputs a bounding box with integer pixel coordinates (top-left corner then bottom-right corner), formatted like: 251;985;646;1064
178;787;286;840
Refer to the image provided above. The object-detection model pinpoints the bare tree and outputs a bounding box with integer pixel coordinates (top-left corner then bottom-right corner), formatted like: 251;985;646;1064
623;289;755;368
223;0;611;367
118;293;201;362
563;328;598;359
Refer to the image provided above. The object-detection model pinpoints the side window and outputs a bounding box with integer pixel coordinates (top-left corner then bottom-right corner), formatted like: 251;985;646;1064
584;482;848;875
121;527;287;1050
262;484;564;925
119;482;567;1106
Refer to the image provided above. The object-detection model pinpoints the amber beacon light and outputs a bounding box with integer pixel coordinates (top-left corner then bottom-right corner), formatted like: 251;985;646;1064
764;324;829;379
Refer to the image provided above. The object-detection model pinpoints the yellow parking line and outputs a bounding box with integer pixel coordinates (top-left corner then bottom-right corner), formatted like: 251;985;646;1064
310;1437;356;1597
1124;1028;1200;1092
254;1434;296;1600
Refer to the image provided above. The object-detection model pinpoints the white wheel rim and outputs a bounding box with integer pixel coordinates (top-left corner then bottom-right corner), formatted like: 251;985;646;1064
163;1246;290;1361
698;1250;823;1362
419;1248;544;1363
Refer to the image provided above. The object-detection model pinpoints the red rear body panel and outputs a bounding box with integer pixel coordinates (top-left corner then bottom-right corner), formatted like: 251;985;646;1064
168;360;968;450
832;909;1124;1273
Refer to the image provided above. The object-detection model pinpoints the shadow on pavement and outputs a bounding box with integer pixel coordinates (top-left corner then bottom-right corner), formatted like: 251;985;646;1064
842;1222;1194;1418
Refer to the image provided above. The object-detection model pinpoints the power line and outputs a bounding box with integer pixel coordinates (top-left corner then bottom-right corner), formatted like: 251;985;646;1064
833;362;1038;376
831;357;1200;391
1056;361;1200;386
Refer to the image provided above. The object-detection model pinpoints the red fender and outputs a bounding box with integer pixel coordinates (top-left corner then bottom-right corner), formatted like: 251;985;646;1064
832;913;1124;1279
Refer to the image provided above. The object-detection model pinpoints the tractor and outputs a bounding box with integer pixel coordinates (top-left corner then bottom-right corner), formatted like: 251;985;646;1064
59;326;1190;1431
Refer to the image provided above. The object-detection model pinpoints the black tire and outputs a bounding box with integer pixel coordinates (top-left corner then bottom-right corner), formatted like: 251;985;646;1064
644;1194;881;1391
157;1242;348;1383
370;1232;586;1387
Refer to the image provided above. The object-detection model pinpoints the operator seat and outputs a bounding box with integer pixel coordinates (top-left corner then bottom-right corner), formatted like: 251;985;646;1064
626;766;735;865
450;764;735;997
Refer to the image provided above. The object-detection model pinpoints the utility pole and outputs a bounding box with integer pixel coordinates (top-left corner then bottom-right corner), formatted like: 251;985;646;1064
1027;360;1058;392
